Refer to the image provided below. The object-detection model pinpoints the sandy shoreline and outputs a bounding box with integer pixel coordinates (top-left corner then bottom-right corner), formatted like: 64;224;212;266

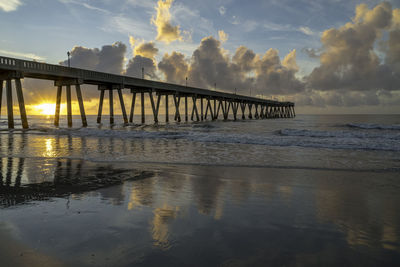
1;159;400;266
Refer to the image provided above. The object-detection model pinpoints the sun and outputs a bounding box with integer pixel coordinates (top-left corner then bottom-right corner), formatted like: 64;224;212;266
33;103;56;116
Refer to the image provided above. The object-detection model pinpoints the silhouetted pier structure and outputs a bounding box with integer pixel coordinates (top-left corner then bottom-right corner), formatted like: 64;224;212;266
0;56;295;128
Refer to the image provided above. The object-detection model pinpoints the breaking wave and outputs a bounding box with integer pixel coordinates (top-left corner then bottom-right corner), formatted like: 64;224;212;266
347;123;400;130
18;125;400;152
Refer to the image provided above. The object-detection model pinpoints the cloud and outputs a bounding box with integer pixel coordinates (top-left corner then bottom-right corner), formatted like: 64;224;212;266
151;0;182;44
219;6;226;16
0;0;22;12
134;42;159;59
126;40;159;79
59;0;109;13
298;26;315;36
0;49;45;61
218;30;229;43
253;48;305;95
158;51;189;84
129;36;136;50
307;2;400;93
184;36;304;95
126;55;157;79
60;42;127;75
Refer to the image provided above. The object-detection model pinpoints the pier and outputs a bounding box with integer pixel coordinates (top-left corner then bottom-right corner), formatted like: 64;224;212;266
0;56;295;129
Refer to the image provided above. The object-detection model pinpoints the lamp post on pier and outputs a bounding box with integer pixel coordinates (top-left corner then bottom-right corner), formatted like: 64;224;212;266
67;51;71;67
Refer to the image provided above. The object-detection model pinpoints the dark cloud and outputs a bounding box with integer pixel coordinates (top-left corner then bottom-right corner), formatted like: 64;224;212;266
184;36;304;95
60;42;127;75
158;51;188;84
126;55;157;79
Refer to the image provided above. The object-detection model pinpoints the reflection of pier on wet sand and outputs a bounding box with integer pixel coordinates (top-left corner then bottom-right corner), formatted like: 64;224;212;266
0;133;153;207
0;157;153;207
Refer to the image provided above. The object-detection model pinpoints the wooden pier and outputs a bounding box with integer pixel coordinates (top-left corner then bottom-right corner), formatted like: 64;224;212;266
0;56;295;128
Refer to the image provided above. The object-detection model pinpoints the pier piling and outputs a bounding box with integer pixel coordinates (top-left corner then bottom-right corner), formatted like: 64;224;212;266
15;78;28;129
141;92;145;124
165;94;169;122
129;92;136;123
6;80;13;129
109;89;114;125
75;84;87;127
0;80;3;119
97;88;105;123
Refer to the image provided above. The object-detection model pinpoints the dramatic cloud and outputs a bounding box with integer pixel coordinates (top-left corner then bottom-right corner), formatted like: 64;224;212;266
133;42;159;60
385;8;400;73
253;48;304;95
126;40;159;79
187;36;240;91
307;2;400;93
0;0;22;12
151;0;182;44
60;42;127;75
158;52;189;84
185;36;304;95
218;30;229;43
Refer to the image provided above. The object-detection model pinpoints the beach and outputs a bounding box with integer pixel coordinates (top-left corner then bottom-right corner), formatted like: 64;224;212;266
1;114;400;266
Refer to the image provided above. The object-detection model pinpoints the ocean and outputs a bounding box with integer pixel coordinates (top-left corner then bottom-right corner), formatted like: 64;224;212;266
1;114;400;266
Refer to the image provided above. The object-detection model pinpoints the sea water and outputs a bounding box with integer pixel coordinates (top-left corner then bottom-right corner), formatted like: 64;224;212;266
1;114;400;266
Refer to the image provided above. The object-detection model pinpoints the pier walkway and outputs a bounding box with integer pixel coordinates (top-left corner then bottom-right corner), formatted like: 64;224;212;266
0;56;295;129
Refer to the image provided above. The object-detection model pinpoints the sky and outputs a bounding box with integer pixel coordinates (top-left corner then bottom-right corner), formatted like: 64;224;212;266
0;0;400;114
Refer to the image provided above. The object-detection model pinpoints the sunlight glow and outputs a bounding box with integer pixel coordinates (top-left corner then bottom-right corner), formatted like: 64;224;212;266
33;103;56;115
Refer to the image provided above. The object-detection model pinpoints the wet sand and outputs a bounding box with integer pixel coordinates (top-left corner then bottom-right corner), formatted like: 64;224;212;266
1;159;400;266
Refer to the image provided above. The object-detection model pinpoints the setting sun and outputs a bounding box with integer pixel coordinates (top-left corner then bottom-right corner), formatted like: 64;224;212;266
33;103;56;116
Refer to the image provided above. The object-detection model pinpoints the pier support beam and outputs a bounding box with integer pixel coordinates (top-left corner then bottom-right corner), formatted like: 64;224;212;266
118;89;128;124
54;86;62;126
129;93;136;123
165;94;169;123
97;88;105;123
141;92;145;124
248;103;253;119
109;89;114;125
232;102;238;121
173;94;181;122
0;72;30;129
148;91;160;123
205;98;214;120
200;97;204;121
75;84;87;127
53;79;86;127
213;99;217;120
185;95;188;122
15;78;28;129
6;80;13;129
240;102;246;119
66;85;72;127
0;80;2;119
254;104;259;119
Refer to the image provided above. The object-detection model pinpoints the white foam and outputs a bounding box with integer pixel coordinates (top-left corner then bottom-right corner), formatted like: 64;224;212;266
280;128;400;140
347;123;400;130
25;126;400;152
